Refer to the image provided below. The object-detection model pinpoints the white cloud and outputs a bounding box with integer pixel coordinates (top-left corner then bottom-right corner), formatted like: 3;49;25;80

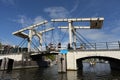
76;0;99;16
34;16;45;24
88;32;108;41
77;29;120;42
44;7;70;18
111;19;120;34
1;0;15;5
13;15;32;28
91;13;99;17
112;27;120;34
43;0;79;18
13;15;47;28
70;0;80;13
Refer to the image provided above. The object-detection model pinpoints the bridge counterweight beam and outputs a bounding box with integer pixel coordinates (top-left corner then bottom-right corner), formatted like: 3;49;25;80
13;21;48;34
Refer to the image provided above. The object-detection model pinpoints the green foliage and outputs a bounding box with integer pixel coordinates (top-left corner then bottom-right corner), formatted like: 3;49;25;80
46;55;56;61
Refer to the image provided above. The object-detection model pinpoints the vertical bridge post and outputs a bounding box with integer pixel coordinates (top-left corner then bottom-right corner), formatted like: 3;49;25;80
58;49;68;73
58;54;67;72
68;21;73;48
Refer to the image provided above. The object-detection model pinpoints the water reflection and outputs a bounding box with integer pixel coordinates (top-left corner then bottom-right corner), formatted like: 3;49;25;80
82;63;111;80
0;71;19;80
63;63;120;80
0;63;120;80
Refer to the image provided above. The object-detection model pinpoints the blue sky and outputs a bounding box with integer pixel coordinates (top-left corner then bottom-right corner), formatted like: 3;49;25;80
0;0;120;46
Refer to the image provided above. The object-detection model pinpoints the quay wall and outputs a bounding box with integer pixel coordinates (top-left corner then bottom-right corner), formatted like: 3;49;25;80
0;53;51;71
0;53;22;61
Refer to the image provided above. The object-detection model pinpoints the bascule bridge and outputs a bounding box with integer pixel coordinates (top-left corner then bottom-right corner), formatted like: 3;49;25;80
1;17;120;72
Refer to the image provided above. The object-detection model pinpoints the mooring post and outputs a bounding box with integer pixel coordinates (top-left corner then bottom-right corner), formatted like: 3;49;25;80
58;49;68;73
58;54;67;73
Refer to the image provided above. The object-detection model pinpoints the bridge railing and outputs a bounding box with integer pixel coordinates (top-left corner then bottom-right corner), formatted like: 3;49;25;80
0;47;28;55
2;41;119;55
75;41;120;50
40;41;120;52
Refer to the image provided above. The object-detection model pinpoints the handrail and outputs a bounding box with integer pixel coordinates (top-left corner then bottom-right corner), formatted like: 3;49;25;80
75;41;120;50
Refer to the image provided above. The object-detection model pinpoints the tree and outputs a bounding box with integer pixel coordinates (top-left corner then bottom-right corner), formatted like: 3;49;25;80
46;55;56;61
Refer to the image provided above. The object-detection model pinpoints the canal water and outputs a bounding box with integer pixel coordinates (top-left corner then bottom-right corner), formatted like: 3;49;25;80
0;63;120;80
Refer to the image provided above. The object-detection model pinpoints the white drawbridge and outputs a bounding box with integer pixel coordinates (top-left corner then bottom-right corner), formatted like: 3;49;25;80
12;21;54;52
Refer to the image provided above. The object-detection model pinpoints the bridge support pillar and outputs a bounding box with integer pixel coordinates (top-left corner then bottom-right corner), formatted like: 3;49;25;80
0;58;14;71
67;52;77;70
58;54;67;72
1;58;8;70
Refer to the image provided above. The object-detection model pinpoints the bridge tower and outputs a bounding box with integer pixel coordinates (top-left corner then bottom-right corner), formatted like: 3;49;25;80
51;18;104;49
12;21;54;52
51;17;104;72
